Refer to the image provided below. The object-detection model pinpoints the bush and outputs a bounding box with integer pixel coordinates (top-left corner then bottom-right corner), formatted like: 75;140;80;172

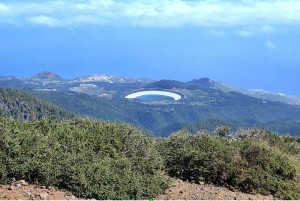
0;117;169;199
160;129;300;199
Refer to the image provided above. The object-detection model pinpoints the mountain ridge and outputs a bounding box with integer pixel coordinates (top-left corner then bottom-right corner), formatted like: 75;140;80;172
2;71;300;136
1;71;299;105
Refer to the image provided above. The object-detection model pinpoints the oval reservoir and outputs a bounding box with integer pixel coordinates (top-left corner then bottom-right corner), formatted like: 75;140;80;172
125;91;182;101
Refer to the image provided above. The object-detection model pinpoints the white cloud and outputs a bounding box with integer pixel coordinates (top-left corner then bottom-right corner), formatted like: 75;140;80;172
266;40;276;49
260;25;276;33
236;30;254;37
0;3;9;12
28;15;60;27
236;25;277;37
210;29;225;37
0;0;300;28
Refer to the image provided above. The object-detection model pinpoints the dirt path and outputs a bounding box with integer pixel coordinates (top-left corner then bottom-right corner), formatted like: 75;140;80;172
158;179;277;200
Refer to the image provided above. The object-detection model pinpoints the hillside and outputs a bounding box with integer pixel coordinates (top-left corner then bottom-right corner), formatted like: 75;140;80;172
1;72;300;136
0;117;299;199
188;118;300;136
30;90;300;136
0;87;75;120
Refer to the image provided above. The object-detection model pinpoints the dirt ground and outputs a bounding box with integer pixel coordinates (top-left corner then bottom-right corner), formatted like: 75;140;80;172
158;179;277;200
0;180;77;200
0;179;277;200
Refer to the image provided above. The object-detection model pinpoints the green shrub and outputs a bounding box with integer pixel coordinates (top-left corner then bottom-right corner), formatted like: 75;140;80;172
0;117;168;199
160;130;300;199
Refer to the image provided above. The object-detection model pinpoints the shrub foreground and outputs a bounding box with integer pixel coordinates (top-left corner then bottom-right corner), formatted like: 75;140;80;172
0;117;299;199
0;117;168;199
159;129;300;199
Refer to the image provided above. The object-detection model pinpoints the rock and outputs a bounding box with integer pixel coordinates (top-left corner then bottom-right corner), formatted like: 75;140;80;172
48;186;55;191
39;193;48;199
16;183;22;188
199;181;205;185
23;191;32;197
41;186;46;189
13;180;28;186
69;195;77;200
8;185;15;190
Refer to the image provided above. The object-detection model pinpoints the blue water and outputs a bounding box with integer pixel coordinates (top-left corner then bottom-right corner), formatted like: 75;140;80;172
136;95;174;101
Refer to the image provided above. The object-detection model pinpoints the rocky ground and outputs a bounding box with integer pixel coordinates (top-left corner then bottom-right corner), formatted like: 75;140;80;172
0;179;277;200
0;180;77;200
158;179;277;200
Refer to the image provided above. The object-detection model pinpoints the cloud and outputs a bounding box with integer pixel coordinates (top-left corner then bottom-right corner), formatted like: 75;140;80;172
28;15;60;27
210;29;225;37
0;3;9;12
0;0;300;28
235;30;254;37
236;25;277;37
260;25;276;34
266;40;276;49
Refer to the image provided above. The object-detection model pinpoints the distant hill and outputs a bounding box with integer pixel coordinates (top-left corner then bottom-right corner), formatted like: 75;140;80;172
1;71;300;136
31;71;65;82
0;87;75;120
30;90;300;136
144;78;217;90
187;118;300;136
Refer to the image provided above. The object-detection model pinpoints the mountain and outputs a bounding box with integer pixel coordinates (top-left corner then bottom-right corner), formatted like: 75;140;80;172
145;78;217;90
187;78;216;88
31;71;65;82
145;80;187;89
30;89;300;136
73;74;153;84
0;87;75;120
1;71;300;136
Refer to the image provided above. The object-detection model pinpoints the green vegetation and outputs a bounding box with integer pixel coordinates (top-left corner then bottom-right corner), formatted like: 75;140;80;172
0;117;168;199
160;129;300;199
0;113;299;199
31;91;300;136
0;87;74;120
188;118;300;137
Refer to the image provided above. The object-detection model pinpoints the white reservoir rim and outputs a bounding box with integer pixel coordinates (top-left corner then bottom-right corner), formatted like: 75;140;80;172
125;91;182;101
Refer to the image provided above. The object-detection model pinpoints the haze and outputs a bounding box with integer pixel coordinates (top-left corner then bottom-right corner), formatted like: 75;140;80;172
0;0;300;95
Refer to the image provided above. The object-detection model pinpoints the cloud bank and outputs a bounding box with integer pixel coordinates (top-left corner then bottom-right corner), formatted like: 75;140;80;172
0;0;300;28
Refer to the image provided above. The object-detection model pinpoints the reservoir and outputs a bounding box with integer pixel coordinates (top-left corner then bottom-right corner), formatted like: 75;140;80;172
125;91;182;101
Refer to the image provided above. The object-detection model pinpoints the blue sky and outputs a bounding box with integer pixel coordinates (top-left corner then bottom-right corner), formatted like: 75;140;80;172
0;0;300;95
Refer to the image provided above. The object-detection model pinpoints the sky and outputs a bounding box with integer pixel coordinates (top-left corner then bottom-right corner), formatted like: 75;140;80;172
0;0;300;95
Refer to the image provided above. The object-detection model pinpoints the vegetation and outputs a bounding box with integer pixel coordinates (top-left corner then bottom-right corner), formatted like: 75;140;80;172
0;87;74;120
0;115;299;199
159;129;300;199
188;118;300;137
0;117;168;199
30;91;300;137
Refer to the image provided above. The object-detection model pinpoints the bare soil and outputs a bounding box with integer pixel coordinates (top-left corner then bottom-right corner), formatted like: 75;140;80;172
0;179;277;200
0;180;77;200
158;179;277;200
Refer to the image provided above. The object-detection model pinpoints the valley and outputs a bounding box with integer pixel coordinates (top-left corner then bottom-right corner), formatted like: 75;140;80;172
1;71;300;136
